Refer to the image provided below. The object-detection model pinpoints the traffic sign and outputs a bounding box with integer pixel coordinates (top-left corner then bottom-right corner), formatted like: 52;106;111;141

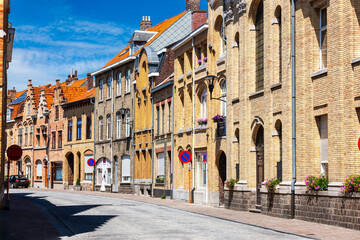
7;145;22;161
87;158;95;167
179;150;192;164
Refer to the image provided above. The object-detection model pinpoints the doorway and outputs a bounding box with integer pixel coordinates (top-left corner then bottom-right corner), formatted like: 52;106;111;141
218;152;226;205
256;126;264;205
114;157;118;192
67;153;74;186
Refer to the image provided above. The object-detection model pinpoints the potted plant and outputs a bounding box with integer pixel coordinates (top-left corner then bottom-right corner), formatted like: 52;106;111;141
156;178;164;184
197;118;207;126
203;56;207;63
305;174;328;191
197;59;202;66
212;114;225;122
74;178;82;191
340;171;360;193
265;177;281;192
225;178;238;190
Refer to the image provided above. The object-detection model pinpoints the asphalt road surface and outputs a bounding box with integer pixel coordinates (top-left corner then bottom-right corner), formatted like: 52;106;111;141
9;189;309;240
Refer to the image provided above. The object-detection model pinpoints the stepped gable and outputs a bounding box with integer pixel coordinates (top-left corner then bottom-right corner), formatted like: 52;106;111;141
103;11;186;68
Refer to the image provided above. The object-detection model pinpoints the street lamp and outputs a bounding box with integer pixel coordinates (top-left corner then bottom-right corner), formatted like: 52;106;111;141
205;71;226;102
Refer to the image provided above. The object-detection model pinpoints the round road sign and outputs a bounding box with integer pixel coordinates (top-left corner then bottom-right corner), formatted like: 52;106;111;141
179;150;192;164
7;145;23;161
87;158;95;167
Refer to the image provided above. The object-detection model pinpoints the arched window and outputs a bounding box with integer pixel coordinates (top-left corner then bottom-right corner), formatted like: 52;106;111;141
99;80;104;101
126;69;131;93
117;73;121;96
255;0;264;91
116;112;121;139
220;81;227;116
99;116;103;140
200;88;207;118
126;112;131;137
276;7;282;82
106;114;111;140
107;77;111;99
215;16;226;58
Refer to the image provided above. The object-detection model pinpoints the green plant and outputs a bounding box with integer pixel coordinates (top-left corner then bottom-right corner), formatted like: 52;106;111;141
4;175;8;178
156;178;164;183
225;178;238;190
341;171;360;193
265;178;281;191
305;174;328;191
76;178;81;186
161;194;166;199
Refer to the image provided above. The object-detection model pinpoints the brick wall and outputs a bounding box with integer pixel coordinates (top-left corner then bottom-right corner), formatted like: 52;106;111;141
192;11;207;32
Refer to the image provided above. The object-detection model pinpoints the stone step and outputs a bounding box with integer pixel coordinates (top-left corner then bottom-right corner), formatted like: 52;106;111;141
249;208;261;214
255;204;262;210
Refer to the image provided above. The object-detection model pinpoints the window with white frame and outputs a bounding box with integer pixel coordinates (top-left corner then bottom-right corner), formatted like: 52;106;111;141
116;112;121;139
126;112;130;137
99;116;103;140
319;115;328;176
197;153;207;188
126;69;131;93
117;73;121;96
99;80;104;101
30;127;33;145
320;7;327;70
107;77;111;99
27;104;31;116
25;127;28;146
220;81;227;116
156;152;165;182
96;160;102;185
106;114;111;139
36;160;42;178
18;128;23;146
6;108;12;121
121;155;131;182
200;88;207;119
220;21;226;55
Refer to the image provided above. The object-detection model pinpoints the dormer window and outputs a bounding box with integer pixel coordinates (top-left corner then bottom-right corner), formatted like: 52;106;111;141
130;42;134;55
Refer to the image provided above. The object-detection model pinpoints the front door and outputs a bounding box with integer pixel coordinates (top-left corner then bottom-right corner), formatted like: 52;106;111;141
218;152;226;206
256;126;264;205
68;154;74;186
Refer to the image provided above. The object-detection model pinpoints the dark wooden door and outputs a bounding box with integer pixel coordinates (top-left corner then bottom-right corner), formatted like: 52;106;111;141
256;126;264;205
68;154;74;186
218;152;226;205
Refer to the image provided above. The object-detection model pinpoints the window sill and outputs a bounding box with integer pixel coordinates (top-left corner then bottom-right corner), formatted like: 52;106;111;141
98;100;103;103
232;97;240;104
351;57;360;65
53;181;63;184
177;74;184;82
106;98;111;101
186;70;192;78
270;82;282;91
116;94;121;98
195;63;207;74
125;92;131;96
177;129;184;134
249;90;264;99
311;68;328;79
217;54;226;65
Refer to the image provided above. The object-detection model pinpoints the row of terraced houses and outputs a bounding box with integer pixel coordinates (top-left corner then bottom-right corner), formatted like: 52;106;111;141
3;0;360;230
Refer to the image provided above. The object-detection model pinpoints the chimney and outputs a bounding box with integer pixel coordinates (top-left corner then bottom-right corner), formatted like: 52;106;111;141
87;73;94;90
74;70;78;80
186;0;201;11
191;10;207;31
140;16;152;31
56;79;60;88
7;87;16;102
28;79;32;87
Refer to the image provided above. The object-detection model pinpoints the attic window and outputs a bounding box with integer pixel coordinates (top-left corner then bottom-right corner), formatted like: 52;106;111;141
119;48;129;57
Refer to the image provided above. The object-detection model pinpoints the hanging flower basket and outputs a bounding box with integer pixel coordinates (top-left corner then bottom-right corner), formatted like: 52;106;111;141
212;114;225;122
197;59;202;65
203;57;208;63
197;118;207;125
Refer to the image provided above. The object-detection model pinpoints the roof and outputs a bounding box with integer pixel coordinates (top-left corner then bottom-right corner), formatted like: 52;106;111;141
67;88;95;104
129;31;156;42
102;11;187;69
151;73;174;94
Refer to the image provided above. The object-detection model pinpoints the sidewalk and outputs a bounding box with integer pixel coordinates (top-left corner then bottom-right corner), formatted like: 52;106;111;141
0;194;61;240
30;188;359;240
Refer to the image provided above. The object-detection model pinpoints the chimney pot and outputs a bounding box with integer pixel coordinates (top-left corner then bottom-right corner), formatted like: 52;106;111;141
140;16;152;31
186;0;201;11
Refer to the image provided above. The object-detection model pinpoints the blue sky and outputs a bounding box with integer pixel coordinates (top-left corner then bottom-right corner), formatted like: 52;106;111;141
8;0;208;90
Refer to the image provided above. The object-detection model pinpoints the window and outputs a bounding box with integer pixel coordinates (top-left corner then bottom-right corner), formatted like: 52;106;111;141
99;116;104;140
85;155;94;181
10;131;13;145
54;162;62;181
77;117;82;140
255;0;264;91
58;131;62;148
200;88;207;119
68;120;73;141
168;102;171;133
157;107;160;135
117;73;121;96
86;116;92;139
55;106;59;119
27;104;31;116
99;80;104;101
52;132;56;149
6;108;12;121
18;128;23;146
106;115;111;139
96;161;102;185
156;152;165;182
221;81;227;116
220;21;226;55
121;156;131;182
116;112;121;139
126;112;131;137
276;8;282;82
162;105;165;135
320;7;327;70
29;127;33;146
36;160;42;178
197;153;207;188
319;115;328;176
107;77;111;99
24;127;28;146
126;69;131;93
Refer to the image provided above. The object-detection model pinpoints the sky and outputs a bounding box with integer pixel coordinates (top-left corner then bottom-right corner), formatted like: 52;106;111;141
8;0;208;91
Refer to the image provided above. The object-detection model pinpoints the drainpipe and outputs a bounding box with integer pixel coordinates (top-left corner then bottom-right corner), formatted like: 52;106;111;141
90;96;95;191
32;120;35;187
192;37;196;203
151;77;154;197
111;69;114;192
132;72;136;193
291;0;296;219
171;82;175;199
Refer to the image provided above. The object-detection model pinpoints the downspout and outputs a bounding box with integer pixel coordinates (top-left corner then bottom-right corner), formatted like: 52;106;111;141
111;69;114;192
132;71;136;192
90;96;95;191
291;0;296;219
151;77;154;197
171;82;175;199
32;120;35;187
192;37;196;202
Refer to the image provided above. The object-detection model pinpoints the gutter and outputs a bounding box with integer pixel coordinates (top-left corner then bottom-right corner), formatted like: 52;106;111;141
291;0;297;219
171;81;175;199
151;80;174;94
172;24;208;51
91;56;136;76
